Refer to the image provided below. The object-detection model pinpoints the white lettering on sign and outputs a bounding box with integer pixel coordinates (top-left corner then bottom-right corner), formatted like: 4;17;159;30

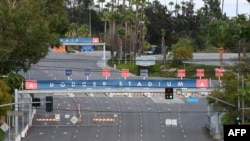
50;83;54;87
82;82;86;87
128;81;132;86
148;82;152;86
167;82;171;86
72;82;75;87
29;84;34;89
178;81;183;87
60;82;65;87
43;80;204;89
137;82;142;86
199;82;205;87
103;81;106;86
228;129;247;136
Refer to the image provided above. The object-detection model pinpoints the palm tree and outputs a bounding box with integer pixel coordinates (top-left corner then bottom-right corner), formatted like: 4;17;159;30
101;11;111;41
161;29;166;70
117;28;125;64
123;9;135;63
98;0;105;12
221;0;224;15
169;1;174;13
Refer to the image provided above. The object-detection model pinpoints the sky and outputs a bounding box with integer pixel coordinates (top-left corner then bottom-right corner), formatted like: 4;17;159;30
160;0;250;18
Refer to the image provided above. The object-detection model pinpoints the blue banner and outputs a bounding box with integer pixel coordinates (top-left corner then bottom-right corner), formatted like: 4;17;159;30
59;38;93;43
33;79;197;89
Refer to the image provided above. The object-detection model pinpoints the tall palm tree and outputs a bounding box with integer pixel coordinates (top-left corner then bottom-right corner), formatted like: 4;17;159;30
221;0;224;15
161;29;166;70
123;9;135;63
169;1;174;14
101;11;111;41
98;0;106;13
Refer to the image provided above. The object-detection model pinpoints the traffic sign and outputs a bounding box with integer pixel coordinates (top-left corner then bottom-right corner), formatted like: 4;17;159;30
140;69;148;77
196;79;208;88
84;69;91;76
215;68;223;77
65;69;72;76
136;56;155;66
121;69;129;77
178;69;185;78
7;111;24;116
0;123;9;132
186;97;199;103
70;116;78;124
196;69;204;78
55;114;60;121
102;68;110;77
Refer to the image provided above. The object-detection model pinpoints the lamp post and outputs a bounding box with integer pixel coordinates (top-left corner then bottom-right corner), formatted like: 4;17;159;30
224;69;245;124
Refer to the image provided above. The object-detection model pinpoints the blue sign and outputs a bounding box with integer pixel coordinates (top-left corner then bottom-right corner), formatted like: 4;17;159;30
140;69;148;77
81;46;94;52
186;97;199;103
60;38;93;43
84;69;91;76
30;79;198;89
65;69;72;76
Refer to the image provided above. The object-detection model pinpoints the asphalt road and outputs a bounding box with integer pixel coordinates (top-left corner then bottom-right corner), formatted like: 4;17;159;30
22;95;212;141
15;51;218;141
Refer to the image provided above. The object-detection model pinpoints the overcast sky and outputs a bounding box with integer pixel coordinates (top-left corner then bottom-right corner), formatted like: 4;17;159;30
160;0;250;17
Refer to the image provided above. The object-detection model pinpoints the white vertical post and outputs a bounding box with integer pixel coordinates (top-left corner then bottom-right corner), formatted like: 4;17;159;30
103;43;106;60
29;98;32;126
15;89;19;135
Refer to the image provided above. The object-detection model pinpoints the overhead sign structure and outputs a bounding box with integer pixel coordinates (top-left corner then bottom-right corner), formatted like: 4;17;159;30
136;56;155;66
59;37;106;61
24;79;209;90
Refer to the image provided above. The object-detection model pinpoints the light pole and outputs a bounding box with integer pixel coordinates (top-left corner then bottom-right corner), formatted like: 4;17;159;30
223;69;244;124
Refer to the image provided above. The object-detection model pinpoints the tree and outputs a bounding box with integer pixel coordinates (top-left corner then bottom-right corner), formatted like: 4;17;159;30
207;64;250;124
0;80;12;116
161;29;166;70
171;38;193;66
0;0;68;75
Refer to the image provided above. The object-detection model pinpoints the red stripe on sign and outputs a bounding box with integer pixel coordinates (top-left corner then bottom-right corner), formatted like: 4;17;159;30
196;79;208;88
25;80;38;90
